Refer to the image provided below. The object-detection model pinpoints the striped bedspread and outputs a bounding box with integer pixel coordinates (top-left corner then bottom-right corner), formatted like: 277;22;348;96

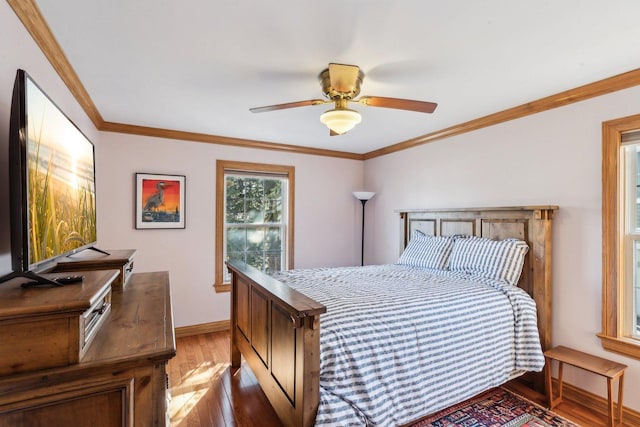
273;264;545;427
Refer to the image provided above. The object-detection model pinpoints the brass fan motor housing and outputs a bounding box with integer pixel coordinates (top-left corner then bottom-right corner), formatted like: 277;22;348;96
249;62;437;134
318;67;365;100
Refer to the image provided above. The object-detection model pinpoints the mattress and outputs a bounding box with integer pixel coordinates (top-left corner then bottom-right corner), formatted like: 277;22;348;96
273;264;545;426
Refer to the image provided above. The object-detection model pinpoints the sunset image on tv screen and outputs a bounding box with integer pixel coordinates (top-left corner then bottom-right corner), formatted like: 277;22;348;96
26;78;96;266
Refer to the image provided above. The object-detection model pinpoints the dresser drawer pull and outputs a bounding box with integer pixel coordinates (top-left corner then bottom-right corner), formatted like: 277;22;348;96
92;302;108;315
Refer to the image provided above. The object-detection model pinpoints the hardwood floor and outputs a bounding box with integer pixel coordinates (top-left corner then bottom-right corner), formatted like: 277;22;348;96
168;331;281;426
168;331;616;427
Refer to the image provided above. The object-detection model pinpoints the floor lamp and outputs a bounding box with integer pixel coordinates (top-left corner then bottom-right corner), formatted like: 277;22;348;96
353;191;375;266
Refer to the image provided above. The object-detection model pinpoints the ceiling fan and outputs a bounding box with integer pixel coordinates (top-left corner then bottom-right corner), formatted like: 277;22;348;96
250;63;438;136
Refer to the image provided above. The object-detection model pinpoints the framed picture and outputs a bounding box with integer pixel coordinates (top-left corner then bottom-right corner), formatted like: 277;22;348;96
135;173;186;229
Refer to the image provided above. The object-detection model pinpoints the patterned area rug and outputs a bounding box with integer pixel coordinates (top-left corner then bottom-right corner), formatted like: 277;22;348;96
411;387;580;427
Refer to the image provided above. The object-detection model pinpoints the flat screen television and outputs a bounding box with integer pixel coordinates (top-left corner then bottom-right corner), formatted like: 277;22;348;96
1;70;103;286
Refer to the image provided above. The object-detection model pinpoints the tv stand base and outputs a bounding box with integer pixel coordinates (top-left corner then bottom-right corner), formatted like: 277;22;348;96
75;246;111;256
0;270;61;287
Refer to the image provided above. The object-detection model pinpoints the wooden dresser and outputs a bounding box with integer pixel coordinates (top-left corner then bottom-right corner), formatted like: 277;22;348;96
0;270;176;426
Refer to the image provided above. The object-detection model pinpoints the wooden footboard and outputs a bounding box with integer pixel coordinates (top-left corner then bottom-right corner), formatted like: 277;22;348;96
226;260;326;427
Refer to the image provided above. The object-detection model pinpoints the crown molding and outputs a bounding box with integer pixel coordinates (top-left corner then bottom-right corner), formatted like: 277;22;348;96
363;67;640;159
7;0;105;128
100;121;364;160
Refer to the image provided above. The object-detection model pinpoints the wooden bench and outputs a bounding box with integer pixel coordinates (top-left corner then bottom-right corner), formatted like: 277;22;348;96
544;346;627;427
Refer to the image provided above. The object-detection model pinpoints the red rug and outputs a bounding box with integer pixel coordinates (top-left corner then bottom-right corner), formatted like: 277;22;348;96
411;387;580;427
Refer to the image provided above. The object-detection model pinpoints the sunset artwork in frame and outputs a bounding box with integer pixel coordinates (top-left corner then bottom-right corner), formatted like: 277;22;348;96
135;173;185;229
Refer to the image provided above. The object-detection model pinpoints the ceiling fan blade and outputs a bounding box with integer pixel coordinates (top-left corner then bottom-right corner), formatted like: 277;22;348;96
357;96;437;113
328;63;361;93
330;129;341;136
250;99;326;113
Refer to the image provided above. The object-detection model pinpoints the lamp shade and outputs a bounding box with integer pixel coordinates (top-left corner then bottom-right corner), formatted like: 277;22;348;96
353;191;375;201
320;108;362;134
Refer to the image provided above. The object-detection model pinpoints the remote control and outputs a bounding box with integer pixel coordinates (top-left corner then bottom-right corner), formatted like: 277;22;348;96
54;275;84;284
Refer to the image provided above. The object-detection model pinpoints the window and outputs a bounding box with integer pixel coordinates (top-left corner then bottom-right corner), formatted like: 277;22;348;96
600;114;640;359
215;160;294;291
623;141;640;339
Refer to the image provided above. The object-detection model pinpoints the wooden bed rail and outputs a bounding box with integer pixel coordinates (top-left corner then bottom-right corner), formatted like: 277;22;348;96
227;260;326;427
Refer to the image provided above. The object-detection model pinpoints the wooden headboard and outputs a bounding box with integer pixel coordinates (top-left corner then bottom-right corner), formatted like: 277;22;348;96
397;206;557;354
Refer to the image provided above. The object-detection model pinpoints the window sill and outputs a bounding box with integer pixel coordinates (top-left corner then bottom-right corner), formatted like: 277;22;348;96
214;283;231;293
597;333;640;360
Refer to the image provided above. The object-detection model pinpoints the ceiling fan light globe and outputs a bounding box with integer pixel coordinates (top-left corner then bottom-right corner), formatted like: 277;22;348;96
320;108;362;134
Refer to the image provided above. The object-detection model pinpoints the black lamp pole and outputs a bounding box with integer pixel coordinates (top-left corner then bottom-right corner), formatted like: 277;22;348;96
359;199;368;266
353;192;375;266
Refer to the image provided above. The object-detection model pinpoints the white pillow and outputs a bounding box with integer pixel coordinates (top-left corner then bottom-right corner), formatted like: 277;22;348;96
396;230;455;270
448;237;529;285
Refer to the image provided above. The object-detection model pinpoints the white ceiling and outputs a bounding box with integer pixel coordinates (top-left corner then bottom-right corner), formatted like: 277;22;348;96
33;0;640;155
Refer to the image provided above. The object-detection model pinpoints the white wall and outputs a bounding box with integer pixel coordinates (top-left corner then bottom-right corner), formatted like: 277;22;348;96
363;86;640;412
97;132;364;327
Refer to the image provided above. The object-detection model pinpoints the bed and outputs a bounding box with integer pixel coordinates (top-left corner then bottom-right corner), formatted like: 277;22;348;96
226;206;557;427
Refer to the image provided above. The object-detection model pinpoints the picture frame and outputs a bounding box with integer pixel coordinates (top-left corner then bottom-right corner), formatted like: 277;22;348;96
135;173;186;229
